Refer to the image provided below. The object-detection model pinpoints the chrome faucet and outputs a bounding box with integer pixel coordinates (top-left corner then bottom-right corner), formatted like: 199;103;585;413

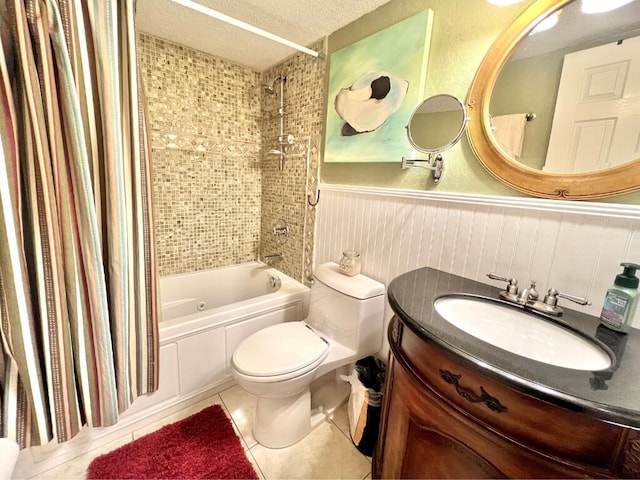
487;273;589;316
516;280;539;305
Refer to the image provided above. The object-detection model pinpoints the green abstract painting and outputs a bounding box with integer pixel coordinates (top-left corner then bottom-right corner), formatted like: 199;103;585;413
324;10;434;163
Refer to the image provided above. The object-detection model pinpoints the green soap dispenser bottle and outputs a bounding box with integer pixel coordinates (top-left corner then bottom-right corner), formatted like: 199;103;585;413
600;262;640;333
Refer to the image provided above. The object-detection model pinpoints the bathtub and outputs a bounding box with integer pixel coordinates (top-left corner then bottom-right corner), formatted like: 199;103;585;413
159;261;309;328
126;262;310;416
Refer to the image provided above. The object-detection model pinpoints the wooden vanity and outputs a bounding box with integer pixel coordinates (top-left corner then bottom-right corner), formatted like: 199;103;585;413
373;268;640;479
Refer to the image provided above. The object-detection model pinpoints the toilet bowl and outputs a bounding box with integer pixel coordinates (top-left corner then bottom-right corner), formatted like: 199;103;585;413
231;262;385;448
232;321;330;397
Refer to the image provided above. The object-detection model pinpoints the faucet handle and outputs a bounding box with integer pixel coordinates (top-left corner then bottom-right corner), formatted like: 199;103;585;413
487;273;520;302
543;288;591;307
487;272;511;282
487;273;519;295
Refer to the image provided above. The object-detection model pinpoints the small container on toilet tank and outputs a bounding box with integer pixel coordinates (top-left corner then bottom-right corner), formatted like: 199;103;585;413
339;251;361;276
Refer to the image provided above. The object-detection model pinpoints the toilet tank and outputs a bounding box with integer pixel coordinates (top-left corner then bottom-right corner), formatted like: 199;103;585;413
306;262;385;354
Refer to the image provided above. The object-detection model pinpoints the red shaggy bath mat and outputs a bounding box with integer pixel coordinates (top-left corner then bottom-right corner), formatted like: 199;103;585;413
87;404;258;479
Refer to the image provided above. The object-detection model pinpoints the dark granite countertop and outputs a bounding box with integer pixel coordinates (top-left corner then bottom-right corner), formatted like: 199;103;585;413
388;267;640;429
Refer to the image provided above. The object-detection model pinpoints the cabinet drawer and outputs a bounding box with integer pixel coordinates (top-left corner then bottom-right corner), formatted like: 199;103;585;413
392;316;623;470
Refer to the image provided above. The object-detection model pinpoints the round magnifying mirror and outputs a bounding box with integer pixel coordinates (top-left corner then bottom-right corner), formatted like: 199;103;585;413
407;94;468;153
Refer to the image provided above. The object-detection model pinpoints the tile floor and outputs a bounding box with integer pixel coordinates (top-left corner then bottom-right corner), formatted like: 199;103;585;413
32;385;372;479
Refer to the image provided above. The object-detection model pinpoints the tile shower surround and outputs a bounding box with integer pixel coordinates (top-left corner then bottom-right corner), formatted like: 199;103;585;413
137;33;324;280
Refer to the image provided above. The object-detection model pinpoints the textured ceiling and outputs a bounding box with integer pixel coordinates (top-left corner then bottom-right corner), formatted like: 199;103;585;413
135;0;393;71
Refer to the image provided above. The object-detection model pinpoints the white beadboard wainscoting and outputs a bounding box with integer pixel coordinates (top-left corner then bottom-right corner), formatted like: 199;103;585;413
314;184;640;353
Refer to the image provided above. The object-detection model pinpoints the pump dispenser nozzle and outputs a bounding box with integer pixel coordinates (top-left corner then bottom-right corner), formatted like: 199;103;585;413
615;262;640;289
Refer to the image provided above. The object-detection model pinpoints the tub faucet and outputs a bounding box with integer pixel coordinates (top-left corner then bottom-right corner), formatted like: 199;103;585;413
264;254;283;265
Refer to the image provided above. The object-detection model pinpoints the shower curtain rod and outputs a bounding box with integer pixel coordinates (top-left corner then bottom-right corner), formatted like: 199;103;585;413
170;0;319;58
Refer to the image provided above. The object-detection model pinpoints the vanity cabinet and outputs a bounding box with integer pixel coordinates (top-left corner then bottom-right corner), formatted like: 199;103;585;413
373;316;640;479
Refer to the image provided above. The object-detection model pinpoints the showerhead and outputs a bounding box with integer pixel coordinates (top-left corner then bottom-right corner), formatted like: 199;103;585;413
263;74;288;94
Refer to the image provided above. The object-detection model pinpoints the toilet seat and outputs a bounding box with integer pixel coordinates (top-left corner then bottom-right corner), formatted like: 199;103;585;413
232;321;329;381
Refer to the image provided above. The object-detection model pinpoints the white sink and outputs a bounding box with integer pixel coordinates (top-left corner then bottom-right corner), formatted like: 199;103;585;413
434;296;612;371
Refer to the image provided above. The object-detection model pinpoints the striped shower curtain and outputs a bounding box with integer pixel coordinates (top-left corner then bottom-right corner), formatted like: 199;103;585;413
0;0;159;448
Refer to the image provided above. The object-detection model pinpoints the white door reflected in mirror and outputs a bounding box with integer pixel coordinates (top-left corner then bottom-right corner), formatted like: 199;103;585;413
544;35;640;173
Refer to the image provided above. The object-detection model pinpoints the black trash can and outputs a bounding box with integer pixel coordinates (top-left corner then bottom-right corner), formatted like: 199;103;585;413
342;356;386;456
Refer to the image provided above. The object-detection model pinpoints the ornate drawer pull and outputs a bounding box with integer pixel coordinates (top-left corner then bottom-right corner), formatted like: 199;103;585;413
391;317;403;344
440;369;507;413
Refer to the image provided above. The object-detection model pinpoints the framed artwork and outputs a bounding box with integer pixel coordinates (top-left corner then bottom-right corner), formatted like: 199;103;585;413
324;10;434;163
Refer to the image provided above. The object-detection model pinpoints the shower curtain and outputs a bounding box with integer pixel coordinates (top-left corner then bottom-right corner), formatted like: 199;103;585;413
0;0;159;448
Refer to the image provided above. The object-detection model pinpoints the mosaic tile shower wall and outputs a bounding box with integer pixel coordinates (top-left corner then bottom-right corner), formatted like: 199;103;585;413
137;33;326;280
260;40;326;283
137;34;263;276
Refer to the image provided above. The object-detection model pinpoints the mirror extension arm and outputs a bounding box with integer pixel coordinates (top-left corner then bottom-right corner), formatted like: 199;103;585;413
402;153;444;184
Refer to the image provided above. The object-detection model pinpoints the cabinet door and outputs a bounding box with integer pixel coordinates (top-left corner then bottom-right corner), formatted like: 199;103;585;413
377;360;506;479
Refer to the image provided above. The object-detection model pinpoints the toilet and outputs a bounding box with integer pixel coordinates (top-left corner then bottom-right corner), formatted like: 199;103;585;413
231;262;385;448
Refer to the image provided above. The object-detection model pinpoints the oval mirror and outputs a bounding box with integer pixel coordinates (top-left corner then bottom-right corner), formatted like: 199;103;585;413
407;94;468;153
467;0;640;200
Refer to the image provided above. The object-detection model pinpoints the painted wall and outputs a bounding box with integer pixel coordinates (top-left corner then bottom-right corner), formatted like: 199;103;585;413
319;0;640;204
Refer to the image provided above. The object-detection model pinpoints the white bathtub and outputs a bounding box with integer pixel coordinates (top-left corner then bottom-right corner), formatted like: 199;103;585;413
160;261;309;329
125;262;310;416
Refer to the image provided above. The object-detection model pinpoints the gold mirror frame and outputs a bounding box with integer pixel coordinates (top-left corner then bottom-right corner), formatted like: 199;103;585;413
466;0;640;200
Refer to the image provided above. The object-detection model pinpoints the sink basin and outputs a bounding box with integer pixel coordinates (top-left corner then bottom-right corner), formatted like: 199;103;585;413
434;296;612;371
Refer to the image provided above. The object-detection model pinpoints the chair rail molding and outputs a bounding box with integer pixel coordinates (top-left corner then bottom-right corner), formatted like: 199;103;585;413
318;184;640;220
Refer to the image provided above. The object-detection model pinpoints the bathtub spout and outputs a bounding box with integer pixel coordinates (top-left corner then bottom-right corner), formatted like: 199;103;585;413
264;254;283;265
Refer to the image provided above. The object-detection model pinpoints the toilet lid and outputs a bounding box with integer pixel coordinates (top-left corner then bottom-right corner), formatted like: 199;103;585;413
232;322;329;377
